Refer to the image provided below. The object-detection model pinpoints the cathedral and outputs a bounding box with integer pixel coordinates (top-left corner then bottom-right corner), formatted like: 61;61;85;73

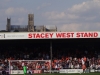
6;14;57;32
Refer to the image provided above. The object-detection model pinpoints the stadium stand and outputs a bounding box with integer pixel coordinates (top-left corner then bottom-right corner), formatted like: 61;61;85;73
0;39;100;72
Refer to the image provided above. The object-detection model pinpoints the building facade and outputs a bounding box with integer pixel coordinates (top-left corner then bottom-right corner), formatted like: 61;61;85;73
6;14;57;32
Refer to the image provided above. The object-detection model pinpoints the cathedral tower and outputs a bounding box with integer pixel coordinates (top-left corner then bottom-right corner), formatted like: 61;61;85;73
28;14;34;32
6;18;11;31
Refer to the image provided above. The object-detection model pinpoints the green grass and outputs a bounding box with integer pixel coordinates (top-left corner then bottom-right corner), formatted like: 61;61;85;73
12;73;100;75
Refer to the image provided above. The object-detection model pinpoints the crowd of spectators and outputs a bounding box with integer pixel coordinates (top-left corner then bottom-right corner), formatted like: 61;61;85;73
0;40;100;71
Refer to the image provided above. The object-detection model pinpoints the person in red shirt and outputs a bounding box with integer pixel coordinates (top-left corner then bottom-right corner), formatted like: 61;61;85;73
82;64;86;73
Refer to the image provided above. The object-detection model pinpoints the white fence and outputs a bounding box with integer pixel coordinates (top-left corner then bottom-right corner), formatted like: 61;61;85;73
59;69;83;73
10;69;100;74
10;69;83;74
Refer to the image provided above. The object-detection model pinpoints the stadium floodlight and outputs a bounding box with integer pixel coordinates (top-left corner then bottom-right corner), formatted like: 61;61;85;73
50;41;52;73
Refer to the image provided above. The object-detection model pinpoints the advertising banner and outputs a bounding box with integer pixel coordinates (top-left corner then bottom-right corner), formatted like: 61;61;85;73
59;69;83;73
11;70;23;74
0;32;100;39
0;34;5;39
10;70;42;74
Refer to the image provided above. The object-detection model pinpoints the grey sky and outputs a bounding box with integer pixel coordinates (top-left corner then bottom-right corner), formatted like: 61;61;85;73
0;0;100;31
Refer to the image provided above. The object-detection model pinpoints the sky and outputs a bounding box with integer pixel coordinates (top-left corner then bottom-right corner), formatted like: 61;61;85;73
0;0;100;31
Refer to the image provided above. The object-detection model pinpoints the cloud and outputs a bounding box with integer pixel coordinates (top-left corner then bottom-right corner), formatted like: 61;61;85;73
43;0;100;31
37;3;51;10
60;23;81;31
0;6;30;29
5;7;28;15
44;11;66;19
0;0;100;31
59;23;100;32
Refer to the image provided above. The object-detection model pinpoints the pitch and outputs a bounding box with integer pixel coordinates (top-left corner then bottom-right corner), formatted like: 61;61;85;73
11;73;100;75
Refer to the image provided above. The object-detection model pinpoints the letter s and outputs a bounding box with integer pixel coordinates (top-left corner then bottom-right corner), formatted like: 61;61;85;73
28;33;32;38
76;33;80;37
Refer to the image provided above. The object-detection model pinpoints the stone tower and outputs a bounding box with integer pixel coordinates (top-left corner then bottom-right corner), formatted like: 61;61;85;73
28;14;34;32
6;18;11;31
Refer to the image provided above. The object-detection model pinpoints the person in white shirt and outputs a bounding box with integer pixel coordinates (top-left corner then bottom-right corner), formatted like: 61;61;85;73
71;63;73;69
98;64;100;69
90;64;93;69
81;58;85;65
22;62;25;67
55;64;57;70
76;64;80;69
95;64;98;70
